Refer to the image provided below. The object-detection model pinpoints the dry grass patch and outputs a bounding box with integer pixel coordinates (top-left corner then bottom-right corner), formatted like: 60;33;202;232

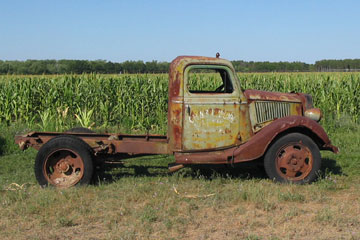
1;177;360;240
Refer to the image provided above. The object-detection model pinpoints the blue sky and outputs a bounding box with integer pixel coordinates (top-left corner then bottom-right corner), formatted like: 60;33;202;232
0;0;359;63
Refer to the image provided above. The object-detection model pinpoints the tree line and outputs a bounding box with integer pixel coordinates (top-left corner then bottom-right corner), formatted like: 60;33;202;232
1;58;360;74
314;59;360;71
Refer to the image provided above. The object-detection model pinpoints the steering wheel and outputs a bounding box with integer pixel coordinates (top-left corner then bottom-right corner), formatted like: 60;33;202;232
215;84;224;93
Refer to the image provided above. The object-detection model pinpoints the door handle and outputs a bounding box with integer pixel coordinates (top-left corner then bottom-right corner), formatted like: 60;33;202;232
187;105;190;115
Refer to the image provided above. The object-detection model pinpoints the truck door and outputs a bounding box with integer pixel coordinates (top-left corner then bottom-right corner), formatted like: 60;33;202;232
182;65;242;151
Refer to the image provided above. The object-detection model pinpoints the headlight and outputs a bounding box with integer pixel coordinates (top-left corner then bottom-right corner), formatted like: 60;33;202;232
304;108;322;122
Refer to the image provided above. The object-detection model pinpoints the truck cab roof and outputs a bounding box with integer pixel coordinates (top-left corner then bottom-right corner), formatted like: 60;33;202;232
168;56;236;98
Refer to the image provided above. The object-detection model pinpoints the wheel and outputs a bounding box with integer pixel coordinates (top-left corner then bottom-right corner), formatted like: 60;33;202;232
65;127;95;133
34;135;94;188
264;133;321;184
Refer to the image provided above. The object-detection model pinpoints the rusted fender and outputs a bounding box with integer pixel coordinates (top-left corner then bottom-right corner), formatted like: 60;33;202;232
232;115;339;164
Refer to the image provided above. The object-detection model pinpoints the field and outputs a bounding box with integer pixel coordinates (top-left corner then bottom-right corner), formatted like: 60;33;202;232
0;73;360;239
1;72;359;132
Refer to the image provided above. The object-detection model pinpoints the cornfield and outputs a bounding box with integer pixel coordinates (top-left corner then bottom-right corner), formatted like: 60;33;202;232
0;72;359;133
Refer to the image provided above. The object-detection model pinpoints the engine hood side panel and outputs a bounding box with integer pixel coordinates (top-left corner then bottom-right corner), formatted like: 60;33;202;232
244;89;302;103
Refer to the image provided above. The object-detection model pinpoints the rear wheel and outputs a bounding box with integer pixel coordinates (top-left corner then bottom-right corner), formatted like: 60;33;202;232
264;133;321;184
35;136;93;188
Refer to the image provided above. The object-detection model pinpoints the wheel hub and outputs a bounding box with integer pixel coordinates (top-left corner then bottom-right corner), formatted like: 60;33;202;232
276;142;313;180
290;158;298;165
57;160;70;173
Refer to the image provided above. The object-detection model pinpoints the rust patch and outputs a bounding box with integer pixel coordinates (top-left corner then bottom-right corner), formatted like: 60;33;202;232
173;108;181;117
190;111;195;120
238;103;253;142
244;89;302;103
175;151;228;164
171;71;181;97
173;126;182;143
168;103;183;152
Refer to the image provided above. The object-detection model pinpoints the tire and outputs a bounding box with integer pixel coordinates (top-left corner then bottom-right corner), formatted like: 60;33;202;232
34;135;94;188
65;127;95;133
264;133;321;184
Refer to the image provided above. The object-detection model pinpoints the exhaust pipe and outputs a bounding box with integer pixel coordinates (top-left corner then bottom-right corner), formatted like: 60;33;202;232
168;163;184;173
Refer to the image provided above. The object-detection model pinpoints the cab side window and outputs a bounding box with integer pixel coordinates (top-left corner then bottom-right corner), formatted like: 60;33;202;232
187;67;234;94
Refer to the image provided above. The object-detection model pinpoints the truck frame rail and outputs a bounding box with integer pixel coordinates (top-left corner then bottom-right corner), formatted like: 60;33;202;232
15;131;170;155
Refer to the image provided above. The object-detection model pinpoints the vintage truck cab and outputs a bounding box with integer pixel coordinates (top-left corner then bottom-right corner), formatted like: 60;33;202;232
167;56;337;183
15;56;338;188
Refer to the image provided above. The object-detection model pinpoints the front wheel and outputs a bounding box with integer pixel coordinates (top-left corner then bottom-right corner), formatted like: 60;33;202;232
34;136;94;188
264;133;321;184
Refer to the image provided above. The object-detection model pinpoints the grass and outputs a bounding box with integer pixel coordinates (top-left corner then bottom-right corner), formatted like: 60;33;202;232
1;119;360;239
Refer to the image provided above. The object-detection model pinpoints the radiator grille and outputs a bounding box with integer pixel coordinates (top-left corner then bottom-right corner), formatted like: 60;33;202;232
255;101;290;124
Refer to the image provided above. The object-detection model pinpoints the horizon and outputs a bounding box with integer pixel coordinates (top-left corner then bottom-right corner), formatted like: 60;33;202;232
1;57;360;64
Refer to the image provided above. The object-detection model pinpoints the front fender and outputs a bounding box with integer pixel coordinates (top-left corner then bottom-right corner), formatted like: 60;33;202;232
233;116;338;163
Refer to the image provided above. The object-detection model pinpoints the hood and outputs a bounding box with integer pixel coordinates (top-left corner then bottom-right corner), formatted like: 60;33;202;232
244;89;307;132
244;89;303;103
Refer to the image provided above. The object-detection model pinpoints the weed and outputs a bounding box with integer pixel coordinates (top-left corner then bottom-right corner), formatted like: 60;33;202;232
140;205;158;223
316;173;340;191
314;207;334;223
57;216;77;227
278;191;305;202
246;234;262;240
164;219;173;230
256;200;277;212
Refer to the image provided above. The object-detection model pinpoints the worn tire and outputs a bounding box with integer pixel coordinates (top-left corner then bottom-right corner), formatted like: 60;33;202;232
264;133;321;184
35;135;94;188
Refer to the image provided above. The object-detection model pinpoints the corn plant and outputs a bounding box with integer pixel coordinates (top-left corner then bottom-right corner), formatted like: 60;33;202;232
0;72;359;133
75;108;95;129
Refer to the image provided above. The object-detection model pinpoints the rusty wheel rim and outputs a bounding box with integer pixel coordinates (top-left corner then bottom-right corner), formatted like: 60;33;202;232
43;149;85;188
275;142;313;181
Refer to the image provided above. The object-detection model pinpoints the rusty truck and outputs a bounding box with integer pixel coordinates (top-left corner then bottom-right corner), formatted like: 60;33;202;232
15;55;338;188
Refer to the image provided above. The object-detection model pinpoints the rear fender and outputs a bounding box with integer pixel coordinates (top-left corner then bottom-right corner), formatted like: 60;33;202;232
232;116;338;163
